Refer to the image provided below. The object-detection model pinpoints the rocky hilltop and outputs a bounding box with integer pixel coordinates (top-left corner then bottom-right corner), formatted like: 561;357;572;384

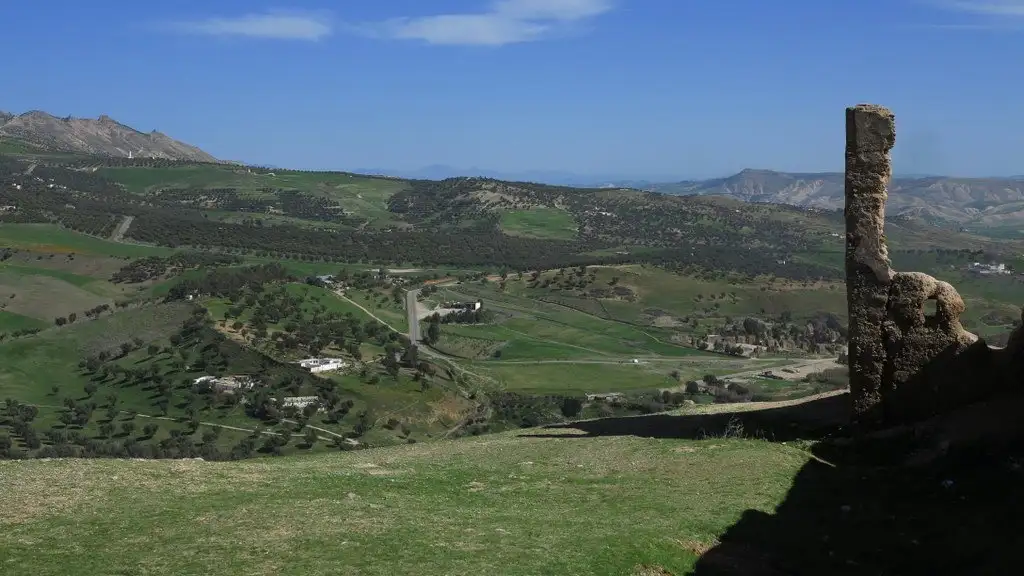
652;168;1024;227
0;110;218;162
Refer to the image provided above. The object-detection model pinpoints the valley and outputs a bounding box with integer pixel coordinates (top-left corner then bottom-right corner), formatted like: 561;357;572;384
0;111;1022;575
0;136;1020;463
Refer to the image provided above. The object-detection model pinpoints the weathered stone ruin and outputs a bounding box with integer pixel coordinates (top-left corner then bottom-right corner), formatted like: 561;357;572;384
845;104;1023;429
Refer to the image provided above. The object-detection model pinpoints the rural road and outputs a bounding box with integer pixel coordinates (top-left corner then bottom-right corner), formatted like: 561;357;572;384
332;289;498;386
30;403;341;442
109;215;134;242
406;289;421;343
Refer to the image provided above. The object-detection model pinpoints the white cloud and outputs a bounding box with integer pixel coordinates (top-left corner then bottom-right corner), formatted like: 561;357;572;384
170;11;333;41
940;0;1024;16
918;1;1024;30
362;0;613;46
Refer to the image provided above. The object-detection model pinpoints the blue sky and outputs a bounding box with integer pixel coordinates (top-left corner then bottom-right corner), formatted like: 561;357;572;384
1;0;1022;179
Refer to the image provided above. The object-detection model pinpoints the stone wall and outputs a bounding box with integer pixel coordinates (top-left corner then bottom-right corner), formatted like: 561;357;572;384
844;104;1023;427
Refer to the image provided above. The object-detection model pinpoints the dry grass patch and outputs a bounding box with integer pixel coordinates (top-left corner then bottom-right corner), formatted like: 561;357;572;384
0;272;110;320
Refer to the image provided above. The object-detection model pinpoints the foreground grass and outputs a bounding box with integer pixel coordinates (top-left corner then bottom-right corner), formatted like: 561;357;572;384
0;430;807;575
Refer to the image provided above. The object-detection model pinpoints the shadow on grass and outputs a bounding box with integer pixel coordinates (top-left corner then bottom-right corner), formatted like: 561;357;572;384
523;393;850;442
690;434;1024;575
524;393;1024;575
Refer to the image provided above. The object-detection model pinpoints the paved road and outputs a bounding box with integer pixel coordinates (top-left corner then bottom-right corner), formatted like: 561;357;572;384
109;215;134;242
406;289;421;343
333;289;497;386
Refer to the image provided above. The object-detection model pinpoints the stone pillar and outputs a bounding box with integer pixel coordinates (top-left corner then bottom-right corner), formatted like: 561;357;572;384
845;104;896;422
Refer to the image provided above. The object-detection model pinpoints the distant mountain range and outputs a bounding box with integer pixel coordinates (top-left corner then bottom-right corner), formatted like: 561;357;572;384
353;164;686;188
357;165;1024;227
0;110;218;163
639;169;1024;227
2;108;1022;229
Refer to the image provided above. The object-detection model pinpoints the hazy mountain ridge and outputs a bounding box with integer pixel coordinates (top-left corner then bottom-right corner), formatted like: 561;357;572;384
648;169;1024;227
356;164;686;188
0;109;218;163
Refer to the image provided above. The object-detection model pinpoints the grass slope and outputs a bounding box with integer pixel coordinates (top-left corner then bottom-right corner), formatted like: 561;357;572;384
0;430;805;576
0;310;46;332
0;223;170;258
0;303;195;404
499;207;578;240
96;165;408;228
0;270;111;321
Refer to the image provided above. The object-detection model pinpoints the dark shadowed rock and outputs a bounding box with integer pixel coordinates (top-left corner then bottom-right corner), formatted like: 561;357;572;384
844;104;896;422
845;104;1023;428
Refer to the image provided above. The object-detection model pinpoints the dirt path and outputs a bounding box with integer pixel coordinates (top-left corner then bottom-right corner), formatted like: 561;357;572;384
280;418;352;442
30;403;338;442
23;163;36;175
718;357;841;382
680;388;848;416
109;215;134;242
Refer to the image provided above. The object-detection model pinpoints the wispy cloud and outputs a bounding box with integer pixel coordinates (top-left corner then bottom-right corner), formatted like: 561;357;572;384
923;1;1024;29
169;10;333;41
939;0;1024;16
360;0;614;46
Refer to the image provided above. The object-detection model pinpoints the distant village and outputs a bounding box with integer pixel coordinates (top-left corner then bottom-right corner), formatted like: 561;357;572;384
968;262;1014;276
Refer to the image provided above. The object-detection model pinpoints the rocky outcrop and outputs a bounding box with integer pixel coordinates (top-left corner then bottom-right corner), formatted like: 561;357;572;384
845;104;1023;427
0;110;218;162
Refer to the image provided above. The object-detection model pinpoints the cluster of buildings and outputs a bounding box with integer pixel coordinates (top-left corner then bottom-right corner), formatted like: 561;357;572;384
298;357;347;373
192;375;257;393
968;262;1012;276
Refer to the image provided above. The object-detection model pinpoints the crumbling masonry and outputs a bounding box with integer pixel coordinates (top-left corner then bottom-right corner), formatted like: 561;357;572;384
845;104;1023;427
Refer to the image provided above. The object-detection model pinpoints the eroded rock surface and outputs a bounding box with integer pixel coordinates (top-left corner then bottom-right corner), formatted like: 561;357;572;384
845;104;896;422
845;104;1022;427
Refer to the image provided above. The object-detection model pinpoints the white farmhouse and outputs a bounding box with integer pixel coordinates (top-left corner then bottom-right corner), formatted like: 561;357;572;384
298;358;347;373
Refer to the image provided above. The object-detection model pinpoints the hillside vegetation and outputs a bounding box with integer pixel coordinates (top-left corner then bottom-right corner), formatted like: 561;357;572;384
1;145;1020;464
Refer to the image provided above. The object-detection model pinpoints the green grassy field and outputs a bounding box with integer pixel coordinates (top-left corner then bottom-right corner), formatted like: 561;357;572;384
0;310;46;332
0;223;171;257
0;303;195;404
413;276;822;396
0;430;807;576
499;207;579;239
0;269;112;322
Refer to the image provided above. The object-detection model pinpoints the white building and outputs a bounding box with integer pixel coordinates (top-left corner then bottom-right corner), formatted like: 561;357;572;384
969;262;1011;275
193;375;256;393
281;396;320;411
298;358;347;373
